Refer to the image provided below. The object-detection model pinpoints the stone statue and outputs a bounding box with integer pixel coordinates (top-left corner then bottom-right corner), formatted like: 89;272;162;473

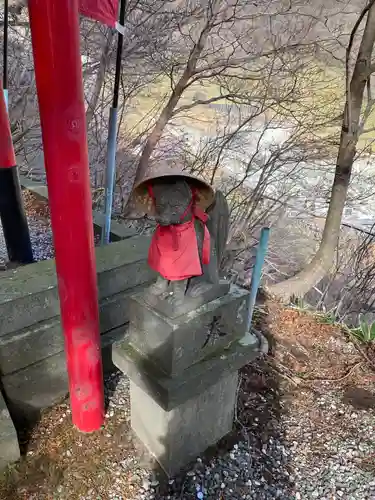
115;162;262;478
131;162;230;315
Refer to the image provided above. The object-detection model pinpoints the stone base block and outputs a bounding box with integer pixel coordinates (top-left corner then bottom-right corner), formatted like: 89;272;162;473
0;392;20;472
130;372;238;477
128;284;250;376
113;333;260;410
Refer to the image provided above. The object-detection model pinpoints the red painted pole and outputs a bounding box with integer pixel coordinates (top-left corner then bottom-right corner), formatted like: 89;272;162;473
0;83;15;167
28;0;104;432
0;82;34;264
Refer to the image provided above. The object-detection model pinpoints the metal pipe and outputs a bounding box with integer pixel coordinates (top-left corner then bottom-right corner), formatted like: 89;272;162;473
102;0;126;245
246;227;270;332
112;0;126;110
3;0;8;93
3;88;8;110
28;0;104;432
102;106;118;244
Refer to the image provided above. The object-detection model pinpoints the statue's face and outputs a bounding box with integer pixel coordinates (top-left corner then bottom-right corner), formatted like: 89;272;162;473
151;178;193;225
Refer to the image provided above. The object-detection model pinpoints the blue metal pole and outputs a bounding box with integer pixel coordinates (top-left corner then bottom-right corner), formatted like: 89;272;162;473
246;227;270;332
102;106;118;244
3;0;9;111
3;89;8;111
101;0;126;245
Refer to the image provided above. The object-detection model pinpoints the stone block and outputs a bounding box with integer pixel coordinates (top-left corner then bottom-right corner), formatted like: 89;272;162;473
92;211;138;241
0;284;146;375
130;372;237;476
0;318;62;376
0;236;154;337
2;325;127;417
96;242;155;300
0;392;20;471
2;350;71;411
19;174;137;242
99;286;145;333
113;282;264;476
0;260;60;337
112;333;260;410
128;285;249;376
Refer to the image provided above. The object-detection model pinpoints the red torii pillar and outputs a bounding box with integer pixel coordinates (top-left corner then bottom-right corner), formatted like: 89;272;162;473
0;82;33;264
28;0;104;432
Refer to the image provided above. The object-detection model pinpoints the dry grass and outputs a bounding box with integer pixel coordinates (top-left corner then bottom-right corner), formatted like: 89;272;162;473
0;400;141;500
262;300;375;390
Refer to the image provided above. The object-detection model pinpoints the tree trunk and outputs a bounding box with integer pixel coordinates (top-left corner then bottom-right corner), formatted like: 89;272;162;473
134;10;217;183
135;79;190;181
270;3;375;302
86;29;114;126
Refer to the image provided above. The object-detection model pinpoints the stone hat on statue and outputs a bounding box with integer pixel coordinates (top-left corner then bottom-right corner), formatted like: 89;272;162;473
131;159;215;216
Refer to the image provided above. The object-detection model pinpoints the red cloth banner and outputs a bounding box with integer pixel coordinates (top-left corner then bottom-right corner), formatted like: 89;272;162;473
79;0;119;27
0;83;16;168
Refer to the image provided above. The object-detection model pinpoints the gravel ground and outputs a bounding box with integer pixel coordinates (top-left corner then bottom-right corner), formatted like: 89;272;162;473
99;364;375;500
285;389;375;500
0;191;54;267
0;218;54;266
3;361;372;500
100;364;294;500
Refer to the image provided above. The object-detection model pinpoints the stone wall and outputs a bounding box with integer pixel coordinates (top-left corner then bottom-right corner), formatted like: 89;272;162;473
0;235;154;421
19;174;137;242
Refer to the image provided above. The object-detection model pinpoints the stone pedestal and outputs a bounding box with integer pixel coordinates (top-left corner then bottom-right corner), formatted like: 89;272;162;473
112;284;262;476
129;374;237;476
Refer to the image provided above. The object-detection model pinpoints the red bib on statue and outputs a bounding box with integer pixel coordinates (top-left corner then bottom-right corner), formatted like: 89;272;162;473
148;218;210;281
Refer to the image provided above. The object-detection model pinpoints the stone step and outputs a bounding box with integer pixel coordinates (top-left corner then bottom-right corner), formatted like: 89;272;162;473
0;236;155;337
0;284;146;376
0;391;20;472
19;174;137;242
2;324;128;419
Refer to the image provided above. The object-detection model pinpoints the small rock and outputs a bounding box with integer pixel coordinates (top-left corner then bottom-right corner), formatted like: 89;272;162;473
141;480;150;491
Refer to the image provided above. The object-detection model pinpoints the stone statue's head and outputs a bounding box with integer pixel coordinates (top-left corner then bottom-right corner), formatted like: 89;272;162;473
150;177;193;226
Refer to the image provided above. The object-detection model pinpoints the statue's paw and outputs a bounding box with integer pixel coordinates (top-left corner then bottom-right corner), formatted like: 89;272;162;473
147;280;169;296
148;287;163;297
186;282;213;298
166;293;185;308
